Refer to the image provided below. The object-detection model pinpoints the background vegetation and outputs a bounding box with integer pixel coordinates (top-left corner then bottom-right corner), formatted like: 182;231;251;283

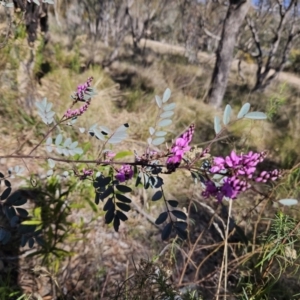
1;0;300;299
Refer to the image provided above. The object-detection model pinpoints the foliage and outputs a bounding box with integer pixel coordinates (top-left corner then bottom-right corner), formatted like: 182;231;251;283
1;0;300;297
1;75;299;298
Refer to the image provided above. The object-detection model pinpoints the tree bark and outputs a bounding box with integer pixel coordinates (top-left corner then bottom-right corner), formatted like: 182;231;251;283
204;0;251;108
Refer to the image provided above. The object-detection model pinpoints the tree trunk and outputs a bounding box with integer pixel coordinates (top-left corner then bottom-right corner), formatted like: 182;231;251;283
204;0;250;108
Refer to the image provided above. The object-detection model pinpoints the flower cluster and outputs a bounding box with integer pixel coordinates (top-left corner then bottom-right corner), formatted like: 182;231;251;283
104;151;116;162
79;168;93;180
166;124;195;171
115;164;134;182
202;180;233;202
202;150;280;202
73;77;93;102
64;101;90;119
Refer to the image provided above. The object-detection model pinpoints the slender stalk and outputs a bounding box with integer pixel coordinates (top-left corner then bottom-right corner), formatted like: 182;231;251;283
216;198;232;300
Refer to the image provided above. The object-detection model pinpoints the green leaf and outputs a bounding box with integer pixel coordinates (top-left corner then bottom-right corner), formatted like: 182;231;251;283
152;191;162;201
69;141;78;149
152;137;165;146
48;159;55;169
158;119;172;127
28;238;35;249
174;226;187;240
113;215;120;232
163;103;176;111
100;125;110;134
10;215;19;227
149;127;155;135
103;197;114;211
1;187;11;200
116;185;132;193
168;200;178;207
4;180;11;187
135;172;142;187
16;208;29;217
105;207;115;224
155;131;167;137
22;220;42;225
162;88;171;103
55;134;63;146
155;95;162;108
116;202;131;212
95;176;111;188
46;137;52;145
114;151;133;159
155;212;168;225
21;235;28;247
244;112;267;120
223;104;231;125
171;210;187;220
214;116;221;134
116;194;132;203
237;103;250;119
160;111;174;119
116;210;128;221
94;128;105;141
174;221;187;231
278;199;298;206
63;137;72;147
6;191;27;206
162;222;172;240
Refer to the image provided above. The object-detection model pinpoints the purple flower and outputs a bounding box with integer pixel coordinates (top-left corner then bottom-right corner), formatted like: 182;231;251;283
64;101;90;119
73;77;93;102
115;164;133;182
166;124;195;171
205;150;279;202
202;179;234;202
255;169;281;182
79;168;93;180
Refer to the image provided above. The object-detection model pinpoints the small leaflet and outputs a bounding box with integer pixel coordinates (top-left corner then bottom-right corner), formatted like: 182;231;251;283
155;131;167;137
237;103;251;119
278;199;298;206
152;137;165;146
162;88;171;103
158;119;172;127
149;127;155;135
46;137;52;145
163;103;176;111
55;134;63;146
155;95;162;108
244;112;267;120
223;104;231;125
214;116;221;134
46;169;53;177
160;111;174;119
47;159;55;169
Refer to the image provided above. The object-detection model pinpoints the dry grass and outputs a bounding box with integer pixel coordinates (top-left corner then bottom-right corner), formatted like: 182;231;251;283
1;19;300;299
